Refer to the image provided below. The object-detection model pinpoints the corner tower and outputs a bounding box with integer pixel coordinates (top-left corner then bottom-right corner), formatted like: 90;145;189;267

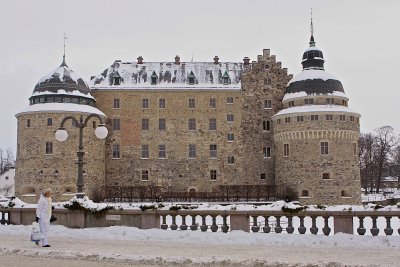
272;24;361;205
15;56;107;203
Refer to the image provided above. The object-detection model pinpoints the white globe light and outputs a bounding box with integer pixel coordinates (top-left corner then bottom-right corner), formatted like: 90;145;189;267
95;125;108;139
55;129;68;142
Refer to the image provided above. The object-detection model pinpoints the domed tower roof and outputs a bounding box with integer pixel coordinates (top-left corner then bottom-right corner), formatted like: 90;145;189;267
29;56;95;106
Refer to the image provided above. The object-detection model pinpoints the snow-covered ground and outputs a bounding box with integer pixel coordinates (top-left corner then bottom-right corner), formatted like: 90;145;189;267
0;224;400;267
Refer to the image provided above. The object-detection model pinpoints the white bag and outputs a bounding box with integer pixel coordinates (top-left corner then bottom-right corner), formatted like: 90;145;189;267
31;222;41;242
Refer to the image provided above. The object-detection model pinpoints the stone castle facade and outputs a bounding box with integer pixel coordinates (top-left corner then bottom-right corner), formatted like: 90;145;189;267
15;33;362;205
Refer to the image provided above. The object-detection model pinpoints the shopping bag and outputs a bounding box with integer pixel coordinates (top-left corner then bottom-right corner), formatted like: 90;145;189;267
31;222;41;242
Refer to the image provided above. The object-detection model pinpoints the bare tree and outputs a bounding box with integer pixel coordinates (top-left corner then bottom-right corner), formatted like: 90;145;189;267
0;148;15;175
359;133;375;193
391;144;400;188
0;184;14;197
373;126;398;193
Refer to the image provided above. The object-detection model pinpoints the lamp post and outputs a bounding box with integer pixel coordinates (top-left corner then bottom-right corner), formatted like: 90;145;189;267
55;114;108;198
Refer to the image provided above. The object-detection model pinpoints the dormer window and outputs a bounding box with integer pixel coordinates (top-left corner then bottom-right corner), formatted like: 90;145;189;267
188;71;195;85
151;71;158;85
112;72;121;85
222;71;231;85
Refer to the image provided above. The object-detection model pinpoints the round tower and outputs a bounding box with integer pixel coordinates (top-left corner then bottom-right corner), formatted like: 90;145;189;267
272;31;361;205
15;56;107;203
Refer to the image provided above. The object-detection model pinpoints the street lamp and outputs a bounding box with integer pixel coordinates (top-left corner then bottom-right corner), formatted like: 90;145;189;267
55;114;108;198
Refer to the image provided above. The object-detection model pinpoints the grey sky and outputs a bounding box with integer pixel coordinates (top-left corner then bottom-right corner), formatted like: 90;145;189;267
1;0;399;151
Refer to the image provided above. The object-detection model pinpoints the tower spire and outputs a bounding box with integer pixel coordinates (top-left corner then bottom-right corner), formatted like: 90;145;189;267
61;33;68;67
309;8;316;47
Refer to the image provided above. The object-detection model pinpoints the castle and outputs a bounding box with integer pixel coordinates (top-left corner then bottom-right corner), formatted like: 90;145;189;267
15;29;362;205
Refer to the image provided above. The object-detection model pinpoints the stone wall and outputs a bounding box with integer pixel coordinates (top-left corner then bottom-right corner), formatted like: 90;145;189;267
15;111;106;203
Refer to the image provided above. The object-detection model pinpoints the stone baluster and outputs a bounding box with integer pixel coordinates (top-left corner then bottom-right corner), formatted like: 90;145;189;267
170;215;178;230
357;216;366;235
221;215;229;233
286;216;294;234
200;215;208;232
180;215;188;230
262;216;271;233
310;216;318;235
161;215;168;230
384;216;393;236
298;216;306;234
251;216;260;232
274;216;282;233
370;216;379;236
210;215;218;232
322;216;331;236
190;215;198;231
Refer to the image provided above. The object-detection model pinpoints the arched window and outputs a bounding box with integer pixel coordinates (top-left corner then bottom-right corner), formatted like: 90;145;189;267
228;156;235;165
302;190;309;197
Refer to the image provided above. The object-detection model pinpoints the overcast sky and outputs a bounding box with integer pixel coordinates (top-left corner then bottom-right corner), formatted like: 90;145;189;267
0;0;399;151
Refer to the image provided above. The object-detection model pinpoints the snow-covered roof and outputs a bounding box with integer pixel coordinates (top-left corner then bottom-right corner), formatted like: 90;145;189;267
90;61;244;90
273;105;360;117
16;103;106;117
283;91;348;101
288;69;339;85
31;89;95;99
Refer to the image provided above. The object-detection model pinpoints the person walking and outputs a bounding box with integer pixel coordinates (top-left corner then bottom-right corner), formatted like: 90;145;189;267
35;188;52;247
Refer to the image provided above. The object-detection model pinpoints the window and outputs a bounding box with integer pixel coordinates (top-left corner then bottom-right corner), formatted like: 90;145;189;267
210;144;217;159
288;101;294;107
151;71;158;85
339;115;346;121
47;118;52;126
188;71;195;85
264;78;271;86
227;133;235;142
227;97;234;104
326;114;333;121
158;144;166;159
209;118;217;130
159;98;165;109
113;76;120;85
228;156;235;165
210;170;217;180
305;98;314;105
321;142;329;155
93;121;97;129
209;98;216;108
350;116;355;122
27;119;31;127
227;114;234;122
189;144;196;159
266;120;271;131
141;144;149;159
260;173;266;180
141;170;149;181
159;119;166;131
322;173;330;179
142;98;149;109
353;143;357;155
188;118;196;131
277;119;281;125
342;100;347;106
285;117;291;123
45;142;53;155
264;100;272;109
302;190;309;197
189;98;196;109
142;118;149;130
297;116;304;122
113;98;120;109
112;118;120;131
311;115;319;121
326;98;334;104
283;144;289;157
112;144;120;159
263;147;271;158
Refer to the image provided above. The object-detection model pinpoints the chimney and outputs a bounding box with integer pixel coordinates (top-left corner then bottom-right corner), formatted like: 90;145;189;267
213;56;219;64
263;49;270;57
175;55;180;64
243;57;250;66
137;56;143;64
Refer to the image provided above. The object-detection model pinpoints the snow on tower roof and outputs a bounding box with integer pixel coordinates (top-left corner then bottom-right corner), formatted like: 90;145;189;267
288;69;339;85
273;105;360;117
16;103;105;117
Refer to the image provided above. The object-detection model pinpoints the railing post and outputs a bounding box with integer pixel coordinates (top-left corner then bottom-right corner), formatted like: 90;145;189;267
210;215;218;232
251;216;260;232
200;215;208;232
161;215;168;230
230;213;250;232
384;216;393;236
190;215;198;231
357;216;366;235
286;216;294;234
274;216;282;233
298;216;306;234
170;215;178;230
180;215;188;230
221;215;229;233
322;216;331;236
262;216;271;233
370;216;379;236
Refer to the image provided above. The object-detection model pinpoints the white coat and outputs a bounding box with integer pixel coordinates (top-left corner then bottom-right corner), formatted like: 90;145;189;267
36;194;52;245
